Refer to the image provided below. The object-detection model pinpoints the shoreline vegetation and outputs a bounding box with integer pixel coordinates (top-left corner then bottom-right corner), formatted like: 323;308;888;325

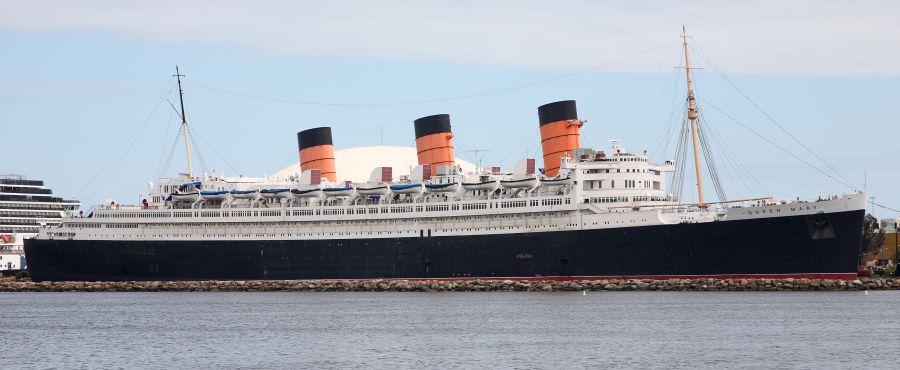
1;277;898;292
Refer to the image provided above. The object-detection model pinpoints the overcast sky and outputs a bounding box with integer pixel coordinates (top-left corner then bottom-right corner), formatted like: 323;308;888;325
2;1;898;217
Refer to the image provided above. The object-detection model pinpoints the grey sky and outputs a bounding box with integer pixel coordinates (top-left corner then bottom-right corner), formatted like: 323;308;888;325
2;0;898;75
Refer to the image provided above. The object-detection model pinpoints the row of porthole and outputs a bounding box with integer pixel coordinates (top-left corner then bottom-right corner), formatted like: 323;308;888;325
86;225;573;239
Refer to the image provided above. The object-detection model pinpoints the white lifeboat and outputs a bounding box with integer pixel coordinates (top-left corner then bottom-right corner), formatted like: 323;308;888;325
389;183;424;195
500;177;538;190
229;189;259;200
322;187;355;197
170;192;200;203
199;190;230;201
462;180;499;192
540;177;573;187
291;188;323;198
260;188;292;199
356;185;390;196
425;182;460;193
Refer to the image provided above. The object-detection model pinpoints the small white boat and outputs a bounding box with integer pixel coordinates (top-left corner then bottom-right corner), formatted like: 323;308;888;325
389;183;424;195
540;177;573;187
462;180;499;192
291;188;323;198
356;185;390;196
177;181;201;192
170;192;200;203
229;189;259;200
260;188;292;199
200;190;230;201
323;187;355;197
425;182;460;193
500;177;538;189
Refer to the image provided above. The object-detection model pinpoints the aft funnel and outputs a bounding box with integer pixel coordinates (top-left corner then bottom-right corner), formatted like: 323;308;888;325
414;114;454;176
538;100;582;177
297;127;337;183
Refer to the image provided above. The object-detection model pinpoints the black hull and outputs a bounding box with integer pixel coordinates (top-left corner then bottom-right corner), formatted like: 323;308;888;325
24;210;865;282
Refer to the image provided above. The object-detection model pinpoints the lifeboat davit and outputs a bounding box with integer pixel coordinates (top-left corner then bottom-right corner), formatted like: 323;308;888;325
260;188;292;199
356;185;390;196
229;189;259;200
291;188;323;198
322;187;355;197
200;190;229;201
462;180;499;192
425;182;460;193
170;192;200;203
389;183;424;195
500;177;538;189
540;177;573;187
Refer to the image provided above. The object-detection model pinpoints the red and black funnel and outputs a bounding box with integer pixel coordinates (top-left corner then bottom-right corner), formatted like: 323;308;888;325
297;127;336;182
414;114;454;176
538;100;582;177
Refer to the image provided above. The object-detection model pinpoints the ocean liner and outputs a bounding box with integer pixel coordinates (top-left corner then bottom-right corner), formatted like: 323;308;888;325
1;175;80;271
24;33;866;282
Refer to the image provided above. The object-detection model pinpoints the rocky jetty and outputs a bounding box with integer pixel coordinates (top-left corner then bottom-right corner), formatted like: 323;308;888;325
0;277;898;292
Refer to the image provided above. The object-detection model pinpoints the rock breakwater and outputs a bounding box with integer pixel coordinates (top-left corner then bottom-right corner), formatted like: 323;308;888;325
1;278;898;292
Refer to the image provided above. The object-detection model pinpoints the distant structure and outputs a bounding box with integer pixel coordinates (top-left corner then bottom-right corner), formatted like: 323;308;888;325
880;218;899;233
0;174;80;270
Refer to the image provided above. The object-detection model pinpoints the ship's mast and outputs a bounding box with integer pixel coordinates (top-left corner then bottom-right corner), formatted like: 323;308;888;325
681;27;705;208
174;66;194;178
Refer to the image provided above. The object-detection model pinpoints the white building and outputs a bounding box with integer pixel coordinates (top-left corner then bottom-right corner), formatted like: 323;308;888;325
880;218;899;232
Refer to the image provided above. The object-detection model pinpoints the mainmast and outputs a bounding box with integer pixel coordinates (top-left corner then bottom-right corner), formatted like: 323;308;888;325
174;66;194;178
681;27;705;208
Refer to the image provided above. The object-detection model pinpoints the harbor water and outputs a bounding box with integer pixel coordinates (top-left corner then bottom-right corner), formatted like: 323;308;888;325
2;291;899;369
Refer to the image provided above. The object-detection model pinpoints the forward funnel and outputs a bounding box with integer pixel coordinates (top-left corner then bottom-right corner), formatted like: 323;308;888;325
414;114;454;176
297;127;337;183
538;100;582;177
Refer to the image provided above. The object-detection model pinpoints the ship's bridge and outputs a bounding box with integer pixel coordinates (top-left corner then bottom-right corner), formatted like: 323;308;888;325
559;141;676;208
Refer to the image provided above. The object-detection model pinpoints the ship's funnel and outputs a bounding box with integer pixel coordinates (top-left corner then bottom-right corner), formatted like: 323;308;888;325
538;100;582;177
297;127;336;183
414;114;454;177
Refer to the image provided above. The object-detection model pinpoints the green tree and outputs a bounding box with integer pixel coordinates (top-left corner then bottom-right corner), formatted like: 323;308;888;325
861;213;885;256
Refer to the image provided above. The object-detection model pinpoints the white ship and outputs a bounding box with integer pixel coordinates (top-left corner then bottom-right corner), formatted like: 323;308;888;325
0;174;80;271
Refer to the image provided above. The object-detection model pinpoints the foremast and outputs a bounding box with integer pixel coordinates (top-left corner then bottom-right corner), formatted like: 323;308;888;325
681;26;705;208
174;66;194;178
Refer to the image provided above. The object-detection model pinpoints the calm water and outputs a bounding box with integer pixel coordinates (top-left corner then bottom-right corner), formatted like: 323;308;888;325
1;291;899;369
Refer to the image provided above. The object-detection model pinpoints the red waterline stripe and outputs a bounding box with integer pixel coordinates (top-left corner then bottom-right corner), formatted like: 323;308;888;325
394;273;858;282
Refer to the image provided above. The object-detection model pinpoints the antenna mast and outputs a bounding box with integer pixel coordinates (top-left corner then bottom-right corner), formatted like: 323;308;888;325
681;27;705;208
174;66;194;178
465;149;490;173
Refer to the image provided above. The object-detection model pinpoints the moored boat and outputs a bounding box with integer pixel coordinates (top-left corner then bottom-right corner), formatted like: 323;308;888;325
290;188;322;198
390;183;424;195
462;179;499;192
322;187;354;197
24;35;868;282
540;177;573;187
499;177;538;190
229;189;259;199
356;185;390;196
170;192;200;202
200;190;229;201
425;182;459;193
260;188;292;199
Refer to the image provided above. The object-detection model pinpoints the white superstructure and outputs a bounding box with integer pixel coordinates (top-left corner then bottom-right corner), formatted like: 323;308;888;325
39;143;864;244
1;174;80;270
